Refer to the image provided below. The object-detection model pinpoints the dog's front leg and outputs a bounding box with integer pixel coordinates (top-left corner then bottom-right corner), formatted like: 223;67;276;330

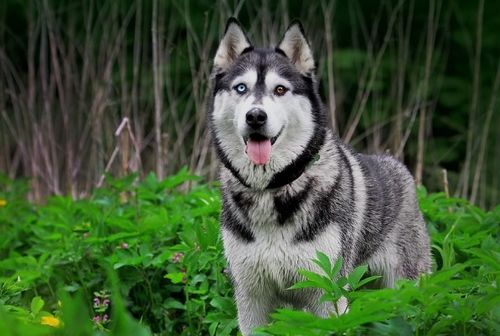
235;286;275;336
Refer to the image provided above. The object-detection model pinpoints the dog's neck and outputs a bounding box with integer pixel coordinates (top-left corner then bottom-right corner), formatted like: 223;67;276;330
265;153;320;189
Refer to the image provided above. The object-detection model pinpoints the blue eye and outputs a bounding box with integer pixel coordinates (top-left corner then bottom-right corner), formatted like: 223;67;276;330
234;83;247;94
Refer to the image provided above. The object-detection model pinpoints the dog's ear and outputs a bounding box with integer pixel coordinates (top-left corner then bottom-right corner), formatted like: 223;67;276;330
277;21;315;75
214;18;252;73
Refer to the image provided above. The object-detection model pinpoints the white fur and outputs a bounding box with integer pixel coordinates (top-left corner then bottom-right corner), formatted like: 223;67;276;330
339;148;367;271
367;241;400;288
264;71;293;91
230;71;258;90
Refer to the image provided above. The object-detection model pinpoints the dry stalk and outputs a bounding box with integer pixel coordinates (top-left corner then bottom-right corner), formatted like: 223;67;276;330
152;0;164;179
460;0;484;198
470;61;500;204
415;0;440;185
343;1;402;144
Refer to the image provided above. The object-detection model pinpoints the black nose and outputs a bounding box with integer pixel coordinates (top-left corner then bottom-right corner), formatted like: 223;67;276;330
246;108;267;129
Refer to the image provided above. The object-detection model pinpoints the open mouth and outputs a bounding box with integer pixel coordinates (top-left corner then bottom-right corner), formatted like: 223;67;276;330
243;128;283;165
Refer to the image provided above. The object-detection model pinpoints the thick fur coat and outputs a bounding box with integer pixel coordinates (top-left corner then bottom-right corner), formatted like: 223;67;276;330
208;18;431;335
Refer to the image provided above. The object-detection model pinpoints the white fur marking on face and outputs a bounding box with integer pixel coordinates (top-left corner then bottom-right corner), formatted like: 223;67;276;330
265;71;293;93
231;70;258;89
268;94;315;165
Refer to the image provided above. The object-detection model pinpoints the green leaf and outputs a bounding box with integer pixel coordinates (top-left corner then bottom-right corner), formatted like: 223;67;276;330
336;276;348;288
348;265;368;288
297;270;333;291
209;297;235;312
208;322;219;336
30;296;44;316
288;280;318;290
163;298;185;310
165;272;185;284
355;275;382;288
313;251;333;278
331;256;344;278
218;318;238;336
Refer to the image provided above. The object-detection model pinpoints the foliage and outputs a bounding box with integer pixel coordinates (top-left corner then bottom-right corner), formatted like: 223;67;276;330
0;170;235;335
0;171;498;335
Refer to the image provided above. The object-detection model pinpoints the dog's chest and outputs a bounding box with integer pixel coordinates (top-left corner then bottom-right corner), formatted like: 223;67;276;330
224;225;306;292
223;192;336;293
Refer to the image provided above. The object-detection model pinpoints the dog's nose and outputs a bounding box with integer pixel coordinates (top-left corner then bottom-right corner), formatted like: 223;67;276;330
246;108;267;129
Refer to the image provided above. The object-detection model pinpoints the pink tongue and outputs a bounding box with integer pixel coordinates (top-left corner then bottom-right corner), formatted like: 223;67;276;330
246;139;272;165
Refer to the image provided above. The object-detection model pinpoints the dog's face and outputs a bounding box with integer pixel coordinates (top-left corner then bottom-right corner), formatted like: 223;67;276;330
209;19;326;189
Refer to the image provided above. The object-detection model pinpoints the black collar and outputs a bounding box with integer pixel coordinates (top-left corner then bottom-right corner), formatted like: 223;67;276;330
266;160;309;189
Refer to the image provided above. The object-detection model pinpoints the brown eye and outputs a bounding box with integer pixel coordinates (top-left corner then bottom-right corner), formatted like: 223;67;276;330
274;85;288;96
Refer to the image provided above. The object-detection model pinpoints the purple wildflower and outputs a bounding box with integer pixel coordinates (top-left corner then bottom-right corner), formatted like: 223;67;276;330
93;315;101;323
171;252;184;263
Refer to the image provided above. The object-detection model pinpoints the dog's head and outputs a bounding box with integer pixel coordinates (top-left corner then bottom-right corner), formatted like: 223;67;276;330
209;18;326;189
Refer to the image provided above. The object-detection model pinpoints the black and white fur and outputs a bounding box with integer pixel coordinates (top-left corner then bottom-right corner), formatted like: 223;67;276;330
208;18;431;336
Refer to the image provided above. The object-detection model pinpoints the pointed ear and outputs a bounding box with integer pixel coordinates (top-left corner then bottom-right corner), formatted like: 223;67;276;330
277;21;315;74
214;18;252;72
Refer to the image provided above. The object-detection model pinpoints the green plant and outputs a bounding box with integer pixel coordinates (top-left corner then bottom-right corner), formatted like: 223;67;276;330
0;172;498;335
289;252;381;316
0;170;237;335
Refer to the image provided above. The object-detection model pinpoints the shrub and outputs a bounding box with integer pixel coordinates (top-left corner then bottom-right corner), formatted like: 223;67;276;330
0;172;498;335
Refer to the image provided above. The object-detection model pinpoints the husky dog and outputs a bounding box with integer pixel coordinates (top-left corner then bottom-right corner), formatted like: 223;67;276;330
208;18;431;335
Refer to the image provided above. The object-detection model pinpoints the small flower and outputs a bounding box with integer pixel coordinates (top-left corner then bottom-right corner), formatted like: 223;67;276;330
120;242;129;249
93;315;101;323
102;314;109;322
0;199;6;207
93;297;100;306
171;252;184;263
41;316;61;328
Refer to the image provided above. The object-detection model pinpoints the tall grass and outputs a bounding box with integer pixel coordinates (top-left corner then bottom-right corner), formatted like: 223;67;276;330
0;0;498;207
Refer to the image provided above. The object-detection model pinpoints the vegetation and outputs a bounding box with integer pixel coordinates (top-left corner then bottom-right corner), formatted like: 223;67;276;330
0;0;498;207
0;0;498;335
0;171;498;335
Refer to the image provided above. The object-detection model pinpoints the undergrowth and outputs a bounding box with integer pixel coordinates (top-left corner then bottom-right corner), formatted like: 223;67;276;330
0;170;498;335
